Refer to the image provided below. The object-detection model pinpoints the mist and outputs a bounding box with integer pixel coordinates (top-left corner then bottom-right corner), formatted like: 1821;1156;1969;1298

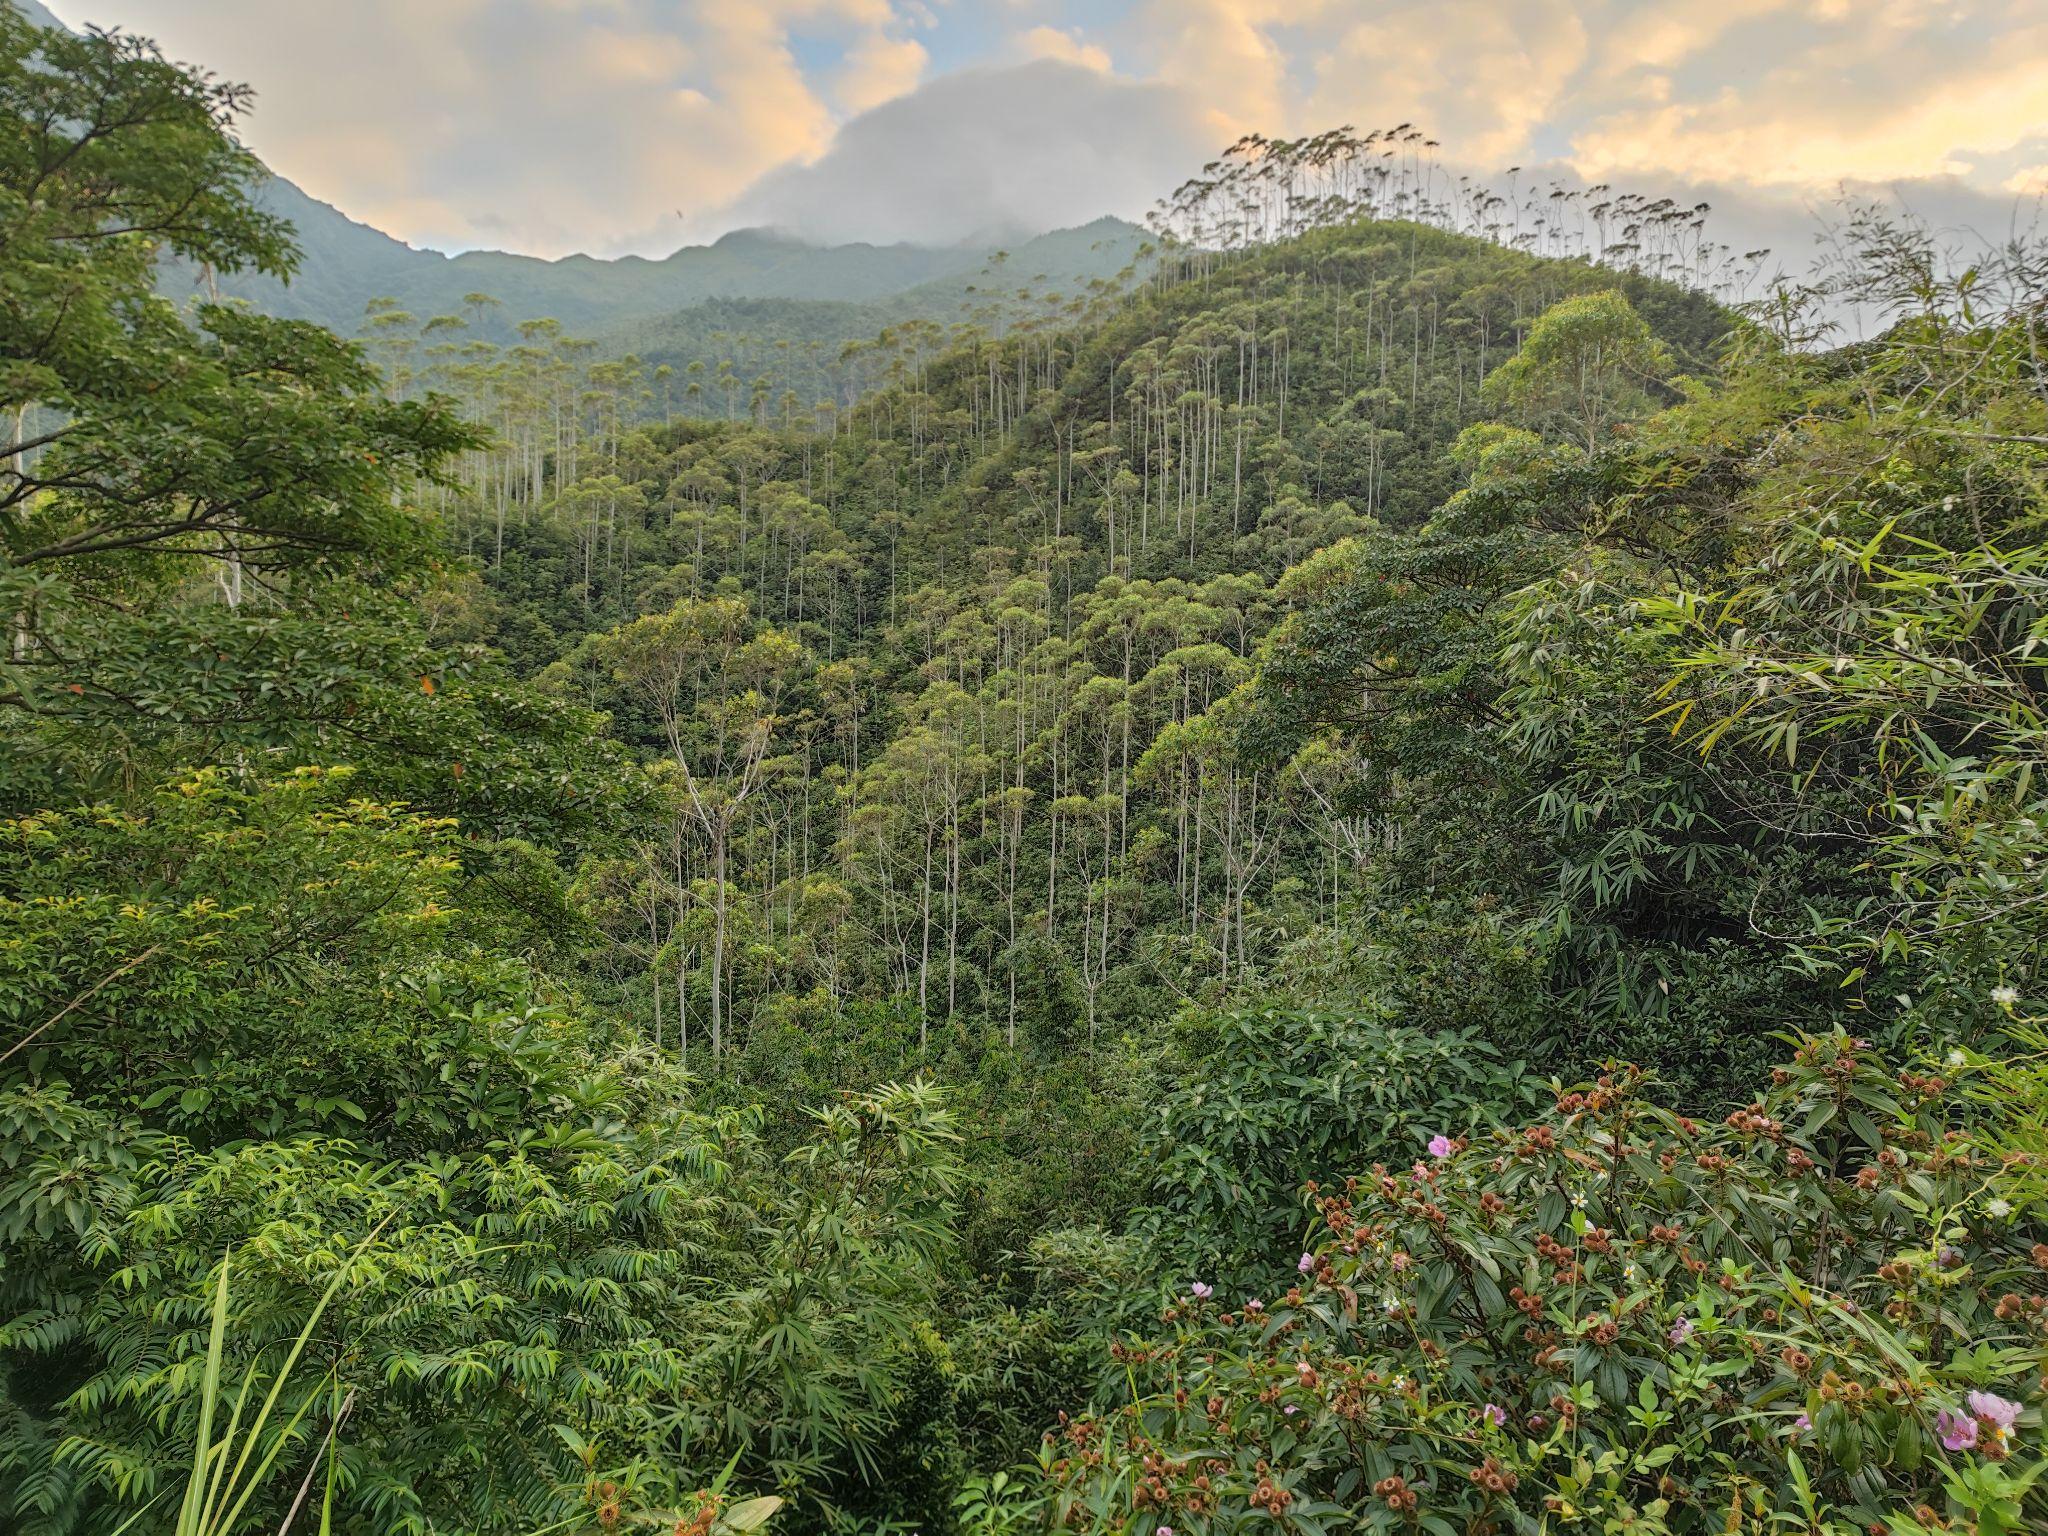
713;59;1210;250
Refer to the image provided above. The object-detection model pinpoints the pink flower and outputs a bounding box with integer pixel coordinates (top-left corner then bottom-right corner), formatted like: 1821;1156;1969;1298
1283;1404;1299;1415
1969;1391;2022;1453
1428;1134;1454;1158
1158;1527;1174;1536
1189;1281;1213;1300
1481;1403;1507;1427
1969;1391;2021;1431
1668;1317;1694;1346
1244;1298;1264;1314
1793;1414;1811;1435
1936;1409;1978;1452
1298;1252;1315;1274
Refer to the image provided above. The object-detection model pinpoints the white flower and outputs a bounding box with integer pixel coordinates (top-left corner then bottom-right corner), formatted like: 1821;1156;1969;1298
1569;1192;1588;1210
1992;986;2019;1009
1988;1198;2012;1219
1947;1048;1967;1067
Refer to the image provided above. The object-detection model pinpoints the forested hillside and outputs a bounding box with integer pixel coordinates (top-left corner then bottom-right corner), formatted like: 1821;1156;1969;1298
4;13;2047;1536
408;201;1732;1081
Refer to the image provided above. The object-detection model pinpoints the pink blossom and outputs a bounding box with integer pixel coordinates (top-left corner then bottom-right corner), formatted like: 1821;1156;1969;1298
1936;1409;1978;1452
1298;1252;1315;1274
1969;1391;2023;1453
1245;1298;1264;1314
1428;1134;1454;1158
1481;1403;1507;1427
1968;1391;2022;1431
1668;1317;1694;1346
1189;1281;1213;1300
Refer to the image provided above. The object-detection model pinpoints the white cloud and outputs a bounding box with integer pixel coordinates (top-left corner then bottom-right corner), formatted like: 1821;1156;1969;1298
1303;0;1591;165
42;0;917;256
1133;0;1296;141
834;31;928;114
1014;25;1112;74
726;59;1207;245
1569;18;2048;188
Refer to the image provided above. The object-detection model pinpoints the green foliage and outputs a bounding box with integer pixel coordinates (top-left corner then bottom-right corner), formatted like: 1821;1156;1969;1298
1643;218;2048;1019
1138;1008;1531;1291
0;1076;959;1535
1480;289;1674;451
152;1233;370;1536
0;9;294;411
13;11;2048;1532
0;767;600;1150
1048;1032;2048;1535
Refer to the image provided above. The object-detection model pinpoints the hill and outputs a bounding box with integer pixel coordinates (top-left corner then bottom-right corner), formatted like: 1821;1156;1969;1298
430;215;1736;1061
165;175;1149;348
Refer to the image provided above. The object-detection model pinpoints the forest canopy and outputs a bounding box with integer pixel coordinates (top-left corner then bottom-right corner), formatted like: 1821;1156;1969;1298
2;11;2046;1536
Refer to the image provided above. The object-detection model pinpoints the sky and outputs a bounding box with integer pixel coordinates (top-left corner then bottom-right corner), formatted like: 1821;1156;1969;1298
37;0;2048;263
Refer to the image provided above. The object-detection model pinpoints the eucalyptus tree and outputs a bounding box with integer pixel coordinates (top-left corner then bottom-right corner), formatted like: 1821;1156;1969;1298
600;596;808;1055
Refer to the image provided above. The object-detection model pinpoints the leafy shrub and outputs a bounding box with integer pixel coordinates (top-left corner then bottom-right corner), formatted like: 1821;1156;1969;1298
1048;1031;2048;1535
0;768;605;1153
950;1227;1152;1470
1136;1008;1531;1292
0;1080;962;1536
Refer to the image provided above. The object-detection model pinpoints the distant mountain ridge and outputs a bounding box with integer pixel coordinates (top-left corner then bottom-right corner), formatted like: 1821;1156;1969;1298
165;176;1148;343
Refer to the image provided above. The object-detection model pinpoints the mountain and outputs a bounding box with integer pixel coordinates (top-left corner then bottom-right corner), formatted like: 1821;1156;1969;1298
167;176;1150;345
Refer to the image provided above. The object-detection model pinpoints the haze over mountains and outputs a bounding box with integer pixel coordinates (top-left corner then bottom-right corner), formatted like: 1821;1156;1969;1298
174;172;1151;341
163;172;1150;346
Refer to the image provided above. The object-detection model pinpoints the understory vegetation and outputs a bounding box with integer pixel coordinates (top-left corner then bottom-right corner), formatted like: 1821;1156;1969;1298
2;13;2045;1535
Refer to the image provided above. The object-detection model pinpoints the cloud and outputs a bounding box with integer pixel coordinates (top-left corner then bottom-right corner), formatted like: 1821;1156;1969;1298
723;58;1207;246
1301;0;1591;164
833;30;928;114
1569;15;2048;188
1014;25;1113;74
1133;0;1294;140
30;0;2048;262
41;0;920;257
1589;0;1796;79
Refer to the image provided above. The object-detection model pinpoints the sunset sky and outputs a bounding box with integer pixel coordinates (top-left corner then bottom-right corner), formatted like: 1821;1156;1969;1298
39;0;2048;260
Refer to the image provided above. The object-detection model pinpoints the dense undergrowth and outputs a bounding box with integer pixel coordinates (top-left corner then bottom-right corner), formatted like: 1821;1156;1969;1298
2;12;2045;1535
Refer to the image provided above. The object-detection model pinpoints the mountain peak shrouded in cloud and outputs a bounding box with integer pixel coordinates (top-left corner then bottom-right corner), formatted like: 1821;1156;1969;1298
722;58;1207;248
